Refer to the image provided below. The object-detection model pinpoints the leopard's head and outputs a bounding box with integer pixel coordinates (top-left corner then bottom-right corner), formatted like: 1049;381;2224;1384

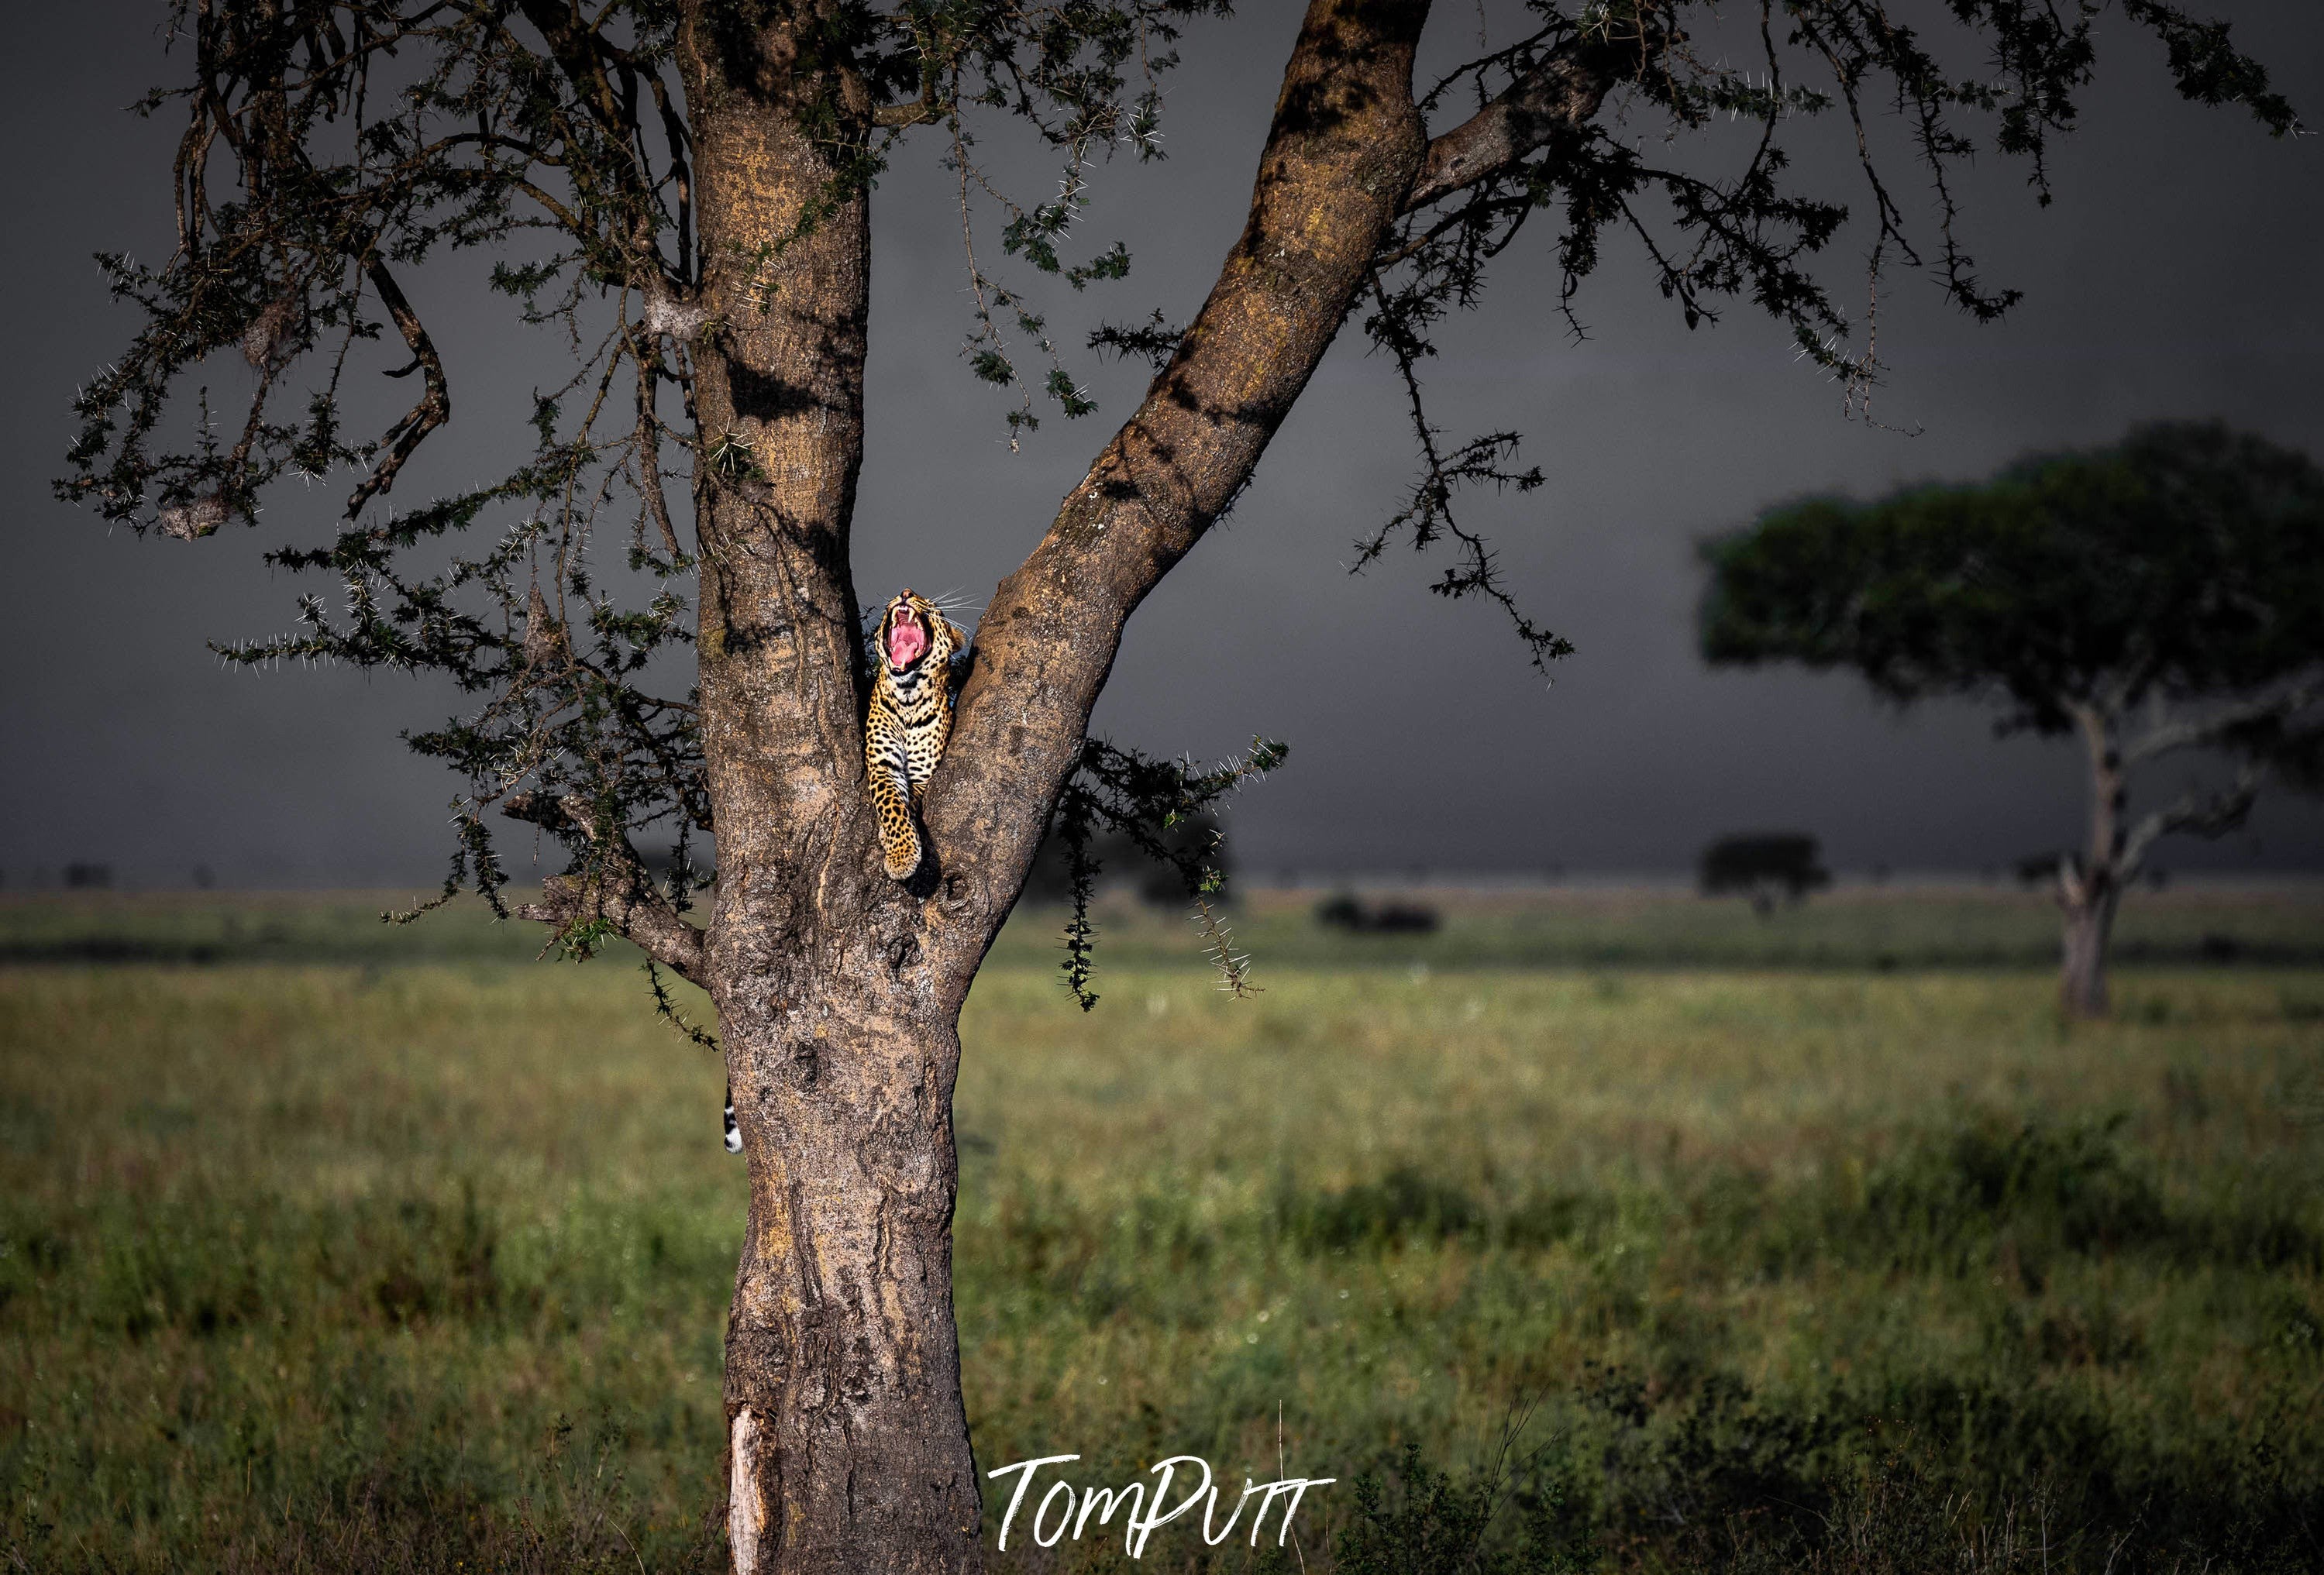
875;590;960;676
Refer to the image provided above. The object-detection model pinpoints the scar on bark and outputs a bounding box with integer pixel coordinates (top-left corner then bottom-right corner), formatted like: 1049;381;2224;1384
728;1407;764;1575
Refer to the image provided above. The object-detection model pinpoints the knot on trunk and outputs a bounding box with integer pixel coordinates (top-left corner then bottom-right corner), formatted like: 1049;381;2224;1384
642;285;710;342
157;493;229;541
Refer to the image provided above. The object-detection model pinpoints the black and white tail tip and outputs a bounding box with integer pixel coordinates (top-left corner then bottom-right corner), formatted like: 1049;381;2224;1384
722;1085;742;1154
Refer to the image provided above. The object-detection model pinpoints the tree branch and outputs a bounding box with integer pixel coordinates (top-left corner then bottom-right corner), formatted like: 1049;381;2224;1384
1398;28;1630;216
346;260;450;519
2119;762;2263;880
2054;855;2086;913
2125;679;2323;765
507;791;707;980
873;86;947;129
922;0;1432;970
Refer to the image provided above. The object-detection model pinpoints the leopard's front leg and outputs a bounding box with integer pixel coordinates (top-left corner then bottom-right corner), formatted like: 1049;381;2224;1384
869;720;920;882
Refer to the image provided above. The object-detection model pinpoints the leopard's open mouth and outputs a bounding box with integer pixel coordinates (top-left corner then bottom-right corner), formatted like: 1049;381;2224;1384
884;604;928;669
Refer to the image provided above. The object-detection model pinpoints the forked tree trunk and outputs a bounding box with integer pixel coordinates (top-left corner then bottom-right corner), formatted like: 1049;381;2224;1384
677;10;984;1572
673;3;1441;1570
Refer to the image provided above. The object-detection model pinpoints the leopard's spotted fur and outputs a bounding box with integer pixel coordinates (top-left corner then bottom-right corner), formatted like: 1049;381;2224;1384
866;590;969;880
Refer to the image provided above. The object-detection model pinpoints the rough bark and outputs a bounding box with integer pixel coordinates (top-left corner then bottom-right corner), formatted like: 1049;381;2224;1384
673;3;1457;1570
1400;34;1626;214
922;0;1435;965
674;6;981;1573
507;791;708;978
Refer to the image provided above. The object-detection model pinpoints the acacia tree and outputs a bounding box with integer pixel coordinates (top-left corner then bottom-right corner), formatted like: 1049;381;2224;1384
66;2;2296;1569
1699;423;2324;1019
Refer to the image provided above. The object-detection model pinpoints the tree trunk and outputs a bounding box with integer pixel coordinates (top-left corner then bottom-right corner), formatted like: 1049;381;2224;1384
716;985;980;1575
2060;704;2129;1020
677;8;983;1572
2059;884;2117;1019
673;4;1441;1570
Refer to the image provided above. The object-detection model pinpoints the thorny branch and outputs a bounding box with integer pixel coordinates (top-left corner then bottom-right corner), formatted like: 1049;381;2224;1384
1050;737;1286;1010
505;790;707;979
1354;0;2297;670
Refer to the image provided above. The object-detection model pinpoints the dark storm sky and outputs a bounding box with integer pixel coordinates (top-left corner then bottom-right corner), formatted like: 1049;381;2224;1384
5;2;2322;888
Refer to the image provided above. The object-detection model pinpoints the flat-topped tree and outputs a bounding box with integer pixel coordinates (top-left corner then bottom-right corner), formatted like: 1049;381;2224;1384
1700;833;1832;916
1700;423;2324;1019
65;2;2296;1569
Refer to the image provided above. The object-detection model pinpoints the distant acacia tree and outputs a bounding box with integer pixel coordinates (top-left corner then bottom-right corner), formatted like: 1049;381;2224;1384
1700;423;2324;1019
64;2;2297;1568
1700;832;1830;914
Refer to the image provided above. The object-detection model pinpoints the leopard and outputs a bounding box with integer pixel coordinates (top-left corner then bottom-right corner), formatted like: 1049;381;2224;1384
865;589;970;881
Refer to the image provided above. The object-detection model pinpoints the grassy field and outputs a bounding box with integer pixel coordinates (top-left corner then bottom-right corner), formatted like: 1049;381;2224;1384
2;886;2320;1572
8;879;2323;971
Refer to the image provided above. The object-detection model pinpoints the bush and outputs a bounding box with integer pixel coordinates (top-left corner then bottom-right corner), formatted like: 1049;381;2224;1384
1700;834;1830;913
1314;894;1441;934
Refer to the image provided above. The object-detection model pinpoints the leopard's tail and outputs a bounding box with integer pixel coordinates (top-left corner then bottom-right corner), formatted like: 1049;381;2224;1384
869;763;921;880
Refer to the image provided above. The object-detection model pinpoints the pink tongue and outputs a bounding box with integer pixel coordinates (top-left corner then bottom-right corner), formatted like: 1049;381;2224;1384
887;618;928;666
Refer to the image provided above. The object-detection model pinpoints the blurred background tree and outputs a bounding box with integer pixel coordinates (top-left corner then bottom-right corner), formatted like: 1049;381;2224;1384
1700;422;2324;1017
1699;833;1832;916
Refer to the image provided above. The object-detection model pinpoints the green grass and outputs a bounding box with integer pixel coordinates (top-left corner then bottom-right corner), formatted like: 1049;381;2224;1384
9;879;2322;970
2;889;2321;1571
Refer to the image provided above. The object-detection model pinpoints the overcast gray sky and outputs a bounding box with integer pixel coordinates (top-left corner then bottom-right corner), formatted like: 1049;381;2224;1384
5;1;2322;888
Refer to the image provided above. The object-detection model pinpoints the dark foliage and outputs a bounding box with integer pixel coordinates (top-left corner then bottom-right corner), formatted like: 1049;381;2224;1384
1335;1437;1590;1575
1021;810;1232;908
1699;424;2324;736
1046;737;1284;1008
1699;834;1830;911
2013;851;2064;888
1314;894;1443;934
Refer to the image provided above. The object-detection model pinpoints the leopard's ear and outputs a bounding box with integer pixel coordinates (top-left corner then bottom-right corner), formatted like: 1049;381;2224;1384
944;617;971;652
